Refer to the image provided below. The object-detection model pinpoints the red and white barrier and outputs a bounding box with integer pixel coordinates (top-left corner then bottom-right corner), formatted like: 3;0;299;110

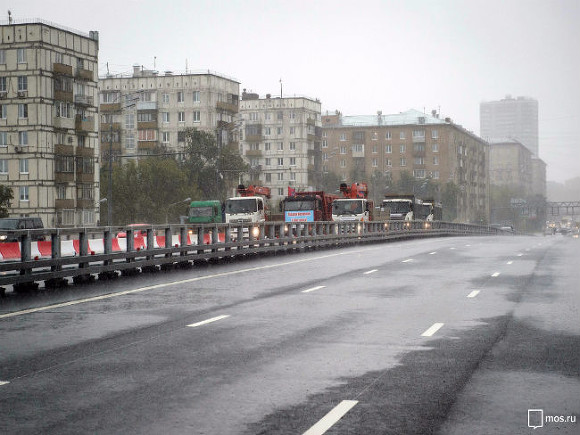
0;232;224;262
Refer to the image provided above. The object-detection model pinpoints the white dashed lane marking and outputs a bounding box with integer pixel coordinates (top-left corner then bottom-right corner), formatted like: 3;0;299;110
302;286;326;293
303;400;359;435
363;269;378;275
187;315;230;328
421;323;444;337
467;290;480;298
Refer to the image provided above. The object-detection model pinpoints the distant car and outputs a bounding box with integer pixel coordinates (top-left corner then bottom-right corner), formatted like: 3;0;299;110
116;223;150;238
0;217;45;242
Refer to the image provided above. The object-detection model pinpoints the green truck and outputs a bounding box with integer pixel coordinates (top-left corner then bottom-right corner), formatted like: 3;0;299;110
188;200;223;224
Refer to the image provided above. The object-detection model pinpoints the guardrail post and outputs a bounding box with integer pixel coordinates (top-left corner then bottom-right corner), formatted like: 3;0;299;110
225;225;231;252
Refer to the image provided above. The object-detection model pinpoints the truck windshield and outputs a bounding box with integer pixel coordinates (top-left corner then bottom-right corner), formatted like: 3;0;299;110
284;200;315;211
333;200;363;215
225;199;257;214
189;206;214;218
0;219;19;230
383;201;411;214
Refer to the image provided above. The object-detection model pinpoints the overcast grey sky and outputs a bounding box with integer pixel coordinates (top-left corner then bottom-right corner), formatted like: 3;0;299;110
9;0;580;183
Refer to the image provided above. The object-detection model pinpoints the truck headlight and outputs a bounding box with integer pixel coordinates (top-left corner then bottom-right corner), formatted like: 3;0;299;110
252;226;260;238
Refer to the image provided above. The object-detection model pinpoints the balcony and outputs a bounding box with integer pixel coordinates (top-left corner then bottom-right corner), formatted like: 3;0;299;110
137;121;157;130
246;134;263;142
54;117;75;130
306;118;316;126
412;135;426;143
74;94;94;106
245;149;262;157
55;172;74;183
55;199;75;209
75;115;95;132
100;122;122;132
53;63;73;76
76;172;95;183
76;68;93;81
55;90;73;102
216;101;239;113
137;101;157;111
55;144;74;155
138;141;158;150
100;102;122;112
76;199;93;209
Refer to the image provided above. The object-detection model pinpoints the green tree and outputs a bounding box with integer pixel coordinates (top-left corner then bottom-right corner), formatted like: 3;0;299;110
183;128;247;200
441;181;460;222
0;185;13;217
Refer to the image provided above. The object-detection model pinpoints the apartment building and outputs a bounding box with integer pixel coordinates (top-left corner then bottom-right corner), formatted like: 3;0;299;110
98;66;240;164
238;92;322;203
322;109;490;223
0;20;99;227
489;139;533;194
480;95;539;157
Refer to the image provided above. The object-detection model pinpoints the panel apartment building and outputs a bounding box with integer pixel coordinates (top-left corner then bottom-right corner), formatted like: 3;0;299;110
0;20;99;227
238;91;322;203
98;66;240;164
322;109;490;223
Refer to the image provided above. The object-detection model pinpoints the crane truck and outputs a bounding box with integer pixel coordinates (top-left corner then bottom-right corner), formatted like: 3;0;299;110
282;190;338;222
331;182;375;222
224;184;271;224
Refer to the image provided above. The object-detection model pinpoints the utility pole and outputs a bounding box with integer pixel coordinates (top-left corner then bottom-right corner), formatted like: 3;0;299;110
107;120;113;226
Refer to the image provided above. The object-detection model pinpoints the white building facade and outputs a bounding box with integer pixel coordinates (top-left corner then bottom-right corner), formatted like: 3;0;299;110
239;92;322;203
0;20;99;227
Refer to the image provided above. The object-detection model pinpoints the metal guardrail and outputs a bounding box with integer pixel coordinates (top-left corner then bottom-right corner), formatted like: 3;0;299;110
0;221;505;292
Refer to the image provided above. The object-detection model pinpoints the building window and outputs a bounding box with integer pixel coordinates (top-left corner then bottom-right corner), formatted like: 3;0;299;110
339;133;346;141
413;143;425;153
400;131;406;140
137;112;154;122
277;157;283;166
277;142;283;151
193;111;200;122
290;172;296;181
18;104;28;119
162;112;170;123
414;157;425;165
322;152;328;161
352;144;363;153
276;127;282;135
290;157;296;166
162;132;170;143
56;184;67;199
265;158;271;166
385;144;392;154
412;130;425;140
77;135;86;148
77;183;94;200
162;93;169;103
138;129;157;141
0;104;6;119
55;102;73;118
431;129;439;139
125;114;135;128
177;91;184;102
433;156;439;165
264;127;271;136
277;111;283;120
126;133;135;149
290;127;295;135
413;169;426;178
0;77;6;92
19;131;28;146
400;144;406;153
278;188;284;196
432;170;440;179
322;140;328;148
265;142;271;151
249;112;258;121
340;159;346;168
385;158;392;167
0;159;7;174
372;145;377;153
19;159;29;174
193;91;200;102
265;173;272;182
56;155;74;172
178;112;185;122
0;50;5;64
250;143;260;151
0;132;7;146
432;144;439;152
353;131;364;141
372;158;378;167
290;142;296;151
17;48;27;64
400;157;406;167
18;76;28;92
277;173;284;181
386;131;392;140
19;186;29;201
340;146;347;154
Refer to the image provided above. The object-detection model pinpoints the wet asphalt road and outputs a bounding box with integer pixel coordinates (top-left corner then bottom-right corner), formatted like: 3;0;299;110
0;235;578;434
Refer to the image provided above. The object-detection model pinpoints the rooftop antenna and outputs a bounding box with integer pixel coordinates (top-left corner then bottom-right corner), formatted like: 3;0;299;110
8;10;12;24
106;62;110;75
280;78;283;98
154;56;156;69
185;58;188;73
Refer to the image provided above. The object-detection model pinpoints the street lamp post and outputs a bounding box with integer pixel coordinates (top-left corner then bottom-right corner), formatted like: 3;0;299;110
166;197;191;224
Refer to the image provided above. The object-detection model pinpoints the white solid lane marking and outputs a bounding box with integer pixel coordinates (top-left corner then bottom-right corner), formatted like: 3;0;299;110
492;272;501;277
517;253;524;257
303;400;358;435
0;251;359;320
0;381;9;386
449;247;456;250
429;251;437;255
402;259;413;263
467;290;480;298
187;315;230;328
302;286;326;293
507;261;513;265
421;323;444;337
364;269;378;275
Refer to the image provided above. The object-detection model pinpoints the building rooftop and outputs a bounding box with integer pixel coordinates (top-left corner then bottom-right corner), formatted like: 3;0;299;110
330;109;450;127
0;17;96;39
